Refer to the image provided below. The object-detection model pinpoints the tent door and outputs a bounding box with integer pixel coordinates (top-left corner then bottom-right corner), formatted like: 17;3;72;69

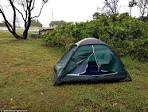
81;62;101;75
80;61;117;76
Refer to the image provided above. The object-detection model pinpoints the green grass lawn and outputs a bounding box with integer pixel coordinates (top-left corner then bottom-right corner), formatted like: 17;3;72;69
0;32;148;112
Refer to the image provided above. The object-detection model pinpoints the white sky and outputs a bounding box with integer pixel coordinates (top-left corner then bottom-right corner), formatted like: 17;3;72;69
0;0;140;27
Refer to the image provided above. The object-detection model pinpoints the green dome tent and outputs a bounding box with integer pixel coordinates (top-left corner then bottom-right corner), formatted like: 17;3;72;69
54;38;131;85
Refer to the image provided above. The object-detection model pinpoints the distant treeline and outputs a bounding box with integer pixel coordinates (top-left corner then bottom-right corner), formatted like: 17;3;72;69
0;19;42;27
0;22;5;27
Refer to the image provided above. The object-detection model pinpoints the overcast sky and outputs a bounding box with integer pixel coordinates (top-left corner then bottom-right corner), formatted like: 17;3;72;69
0;0;140;27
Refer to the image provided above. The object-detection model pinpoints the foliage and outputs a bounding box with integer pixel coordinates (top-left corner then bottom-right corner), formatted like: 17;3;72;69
49;20;66;28
130;39;148;61
106;39;148;61
31;19;42;27
140;16;148;22
43;13;148;61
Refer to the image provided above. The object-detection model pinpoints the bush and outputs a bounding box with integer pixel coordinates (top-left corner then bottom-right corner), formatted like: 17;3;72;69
106;39;148;61
106;39;132;56
43;23;76;49
42;13;148;61
130;39;148;61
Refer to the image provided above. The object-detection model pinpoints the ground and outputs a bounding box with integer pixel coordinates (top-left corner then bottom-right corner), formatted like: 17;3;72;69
0;32;148;112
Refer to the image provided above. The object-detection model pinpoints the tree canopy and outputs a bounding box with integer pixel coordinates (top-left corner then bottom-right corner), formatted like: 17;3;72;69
49;21;66;28
31;19;42;27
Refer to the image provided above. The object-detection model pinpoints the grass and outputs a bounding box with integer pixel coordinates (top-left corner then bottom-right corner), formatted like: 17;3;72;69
0;32;148;112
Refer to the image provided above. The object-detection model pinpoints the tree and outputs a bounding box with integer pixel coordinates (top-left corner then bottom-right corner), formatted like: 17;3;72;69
0;0;48;40
128;0;137;16
93;12;101;20
136;0;148;18
49;20;66;28
31;19;42;27
103;0;119;15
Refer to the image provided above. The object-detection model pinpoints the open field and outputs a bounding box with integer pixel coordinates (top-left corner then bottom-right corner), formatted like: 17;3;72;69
0;32;148;112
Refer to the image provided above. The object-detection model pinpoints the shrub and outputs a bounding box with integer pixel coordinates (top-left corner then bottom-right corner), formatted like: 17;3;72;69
130;39;148;61
106;39;148;61
42;13;148;61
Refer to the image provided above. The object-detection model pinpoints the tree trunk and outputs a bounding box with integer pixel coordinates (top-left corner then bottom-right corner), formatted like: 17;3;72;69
129;7;132;16
23;21;31;40
12;32;22;39
23;29;29;40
